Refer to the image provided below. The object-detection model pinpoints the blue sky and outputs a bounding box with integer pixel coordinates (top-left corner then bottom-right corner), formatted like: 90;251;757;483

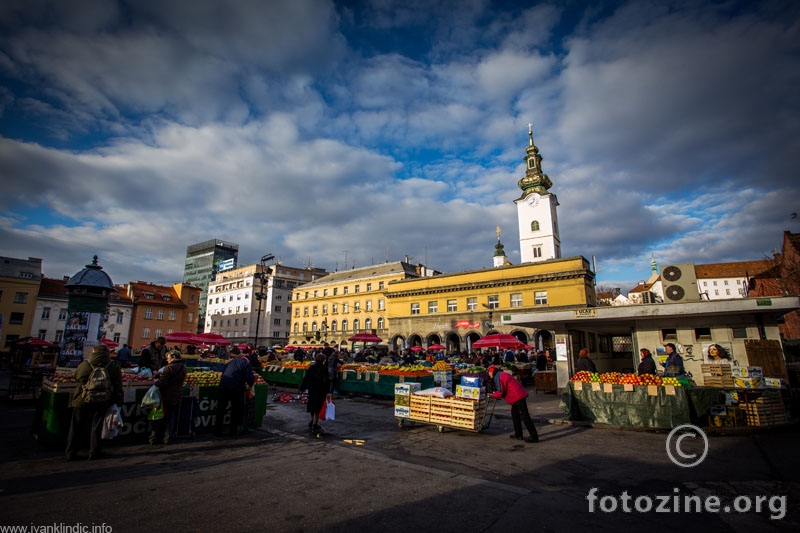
1;0;798;293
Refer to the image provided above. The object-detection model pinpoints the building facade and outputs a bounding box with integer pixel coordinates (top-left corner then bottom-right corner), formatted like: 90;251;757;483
183;239;239;333
31;277;69;345
102;285;134;348
694;260;774;300
206;262;326;346
0;256;43;348
289;261;438;349
386;256;596;353
126;281;201;349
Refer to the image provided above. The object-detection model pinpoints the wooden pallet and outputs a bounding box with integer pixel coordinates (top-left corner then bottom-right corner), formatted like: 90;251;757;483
702;364;733;376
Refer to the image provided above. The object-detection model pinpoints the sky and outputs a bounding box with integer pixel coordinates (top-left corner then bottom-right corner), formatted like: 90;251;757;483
1;0;798;294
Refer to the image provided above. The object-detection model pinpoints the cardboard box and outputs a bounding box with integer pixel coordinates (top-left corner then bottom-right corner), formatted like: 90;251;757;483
763;377;786;389
394;382;422;396
732;366;763;379
394;406;410;418
461;376;482;387
734;377;762;389
394;395;410;407
433;371;453;389
455;385;486;400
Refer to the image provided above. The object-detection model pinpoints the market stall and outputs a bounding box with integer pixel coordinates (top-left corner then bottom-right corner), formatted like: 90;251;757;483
560;366;789;429
394;380;493;433
32;368;268;448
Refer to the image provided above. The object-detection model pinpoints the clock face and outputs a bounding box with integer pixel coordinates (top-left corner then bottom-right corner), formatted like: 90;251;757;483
527;193;540;207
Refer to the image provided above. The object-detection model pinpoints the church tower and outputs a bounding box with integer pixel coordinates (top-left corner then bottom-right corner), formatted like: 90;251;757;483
515;124;561;263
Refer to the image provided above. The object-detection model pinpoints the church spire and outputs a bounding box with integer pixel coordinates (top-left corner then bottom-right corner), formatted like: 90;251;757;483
517;123;553;198
650;254;658;275
493;226;509;267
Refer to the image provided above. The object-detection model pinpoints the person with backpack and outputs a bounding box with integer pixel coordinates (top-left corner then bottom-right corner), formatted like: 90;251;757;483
150;349;187;445
65;343;123;461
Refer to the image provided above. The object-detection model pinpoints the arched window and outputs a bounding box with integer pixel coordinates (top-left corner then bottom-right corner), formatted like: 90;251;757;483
312;322;318;332
377;316;384;329
364;318;372;330
531;220;540;231
294;323;299;332
353;318;360;332
341;319;348;332
302;322;308;332
331;320;338;332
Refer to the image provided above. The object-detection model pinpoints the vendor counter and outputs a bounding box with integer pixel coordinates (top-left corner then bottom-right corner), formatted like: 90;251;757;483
259;366;435;397
33;382;268;448
560;382;719;429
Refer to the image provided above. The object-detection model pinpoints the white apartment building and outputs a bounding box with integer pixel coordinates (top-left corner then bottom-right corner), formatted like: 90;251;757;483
694;260;774;300
205;261;326;346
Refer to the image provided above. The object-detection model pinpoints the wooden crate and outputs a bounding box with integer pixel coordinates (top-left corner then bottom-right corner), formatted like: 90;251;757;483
702;364;733;376
702;375;735;388
409;395;431;422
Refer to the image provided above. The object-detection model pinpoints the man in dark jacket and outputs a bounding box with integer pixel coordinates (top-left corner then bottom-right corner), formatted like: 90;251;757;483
150;350;187;445
65;344;123;461
214;351;254;437
139;336;166;373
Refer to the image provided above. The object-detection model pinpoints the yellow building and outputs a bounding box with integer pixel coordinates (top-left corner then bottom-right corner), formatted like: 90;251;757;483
386;256;595;352
0;256;43;349
289;261;439;348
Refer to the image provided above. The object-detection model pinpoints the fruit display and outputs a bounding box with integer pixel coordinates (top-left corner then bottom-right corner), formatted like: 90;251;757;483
569;371;681;387
431;361;451;371
378;364;431;377
122;372;154;384
569;371;600;383
185;370;221;387
282;361;312;369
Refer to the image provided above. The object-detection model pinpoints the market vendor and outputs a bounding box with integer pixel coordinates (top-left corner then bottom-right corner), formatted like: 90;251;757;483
637;348;656;375
487;365;539;443
662;343;685;377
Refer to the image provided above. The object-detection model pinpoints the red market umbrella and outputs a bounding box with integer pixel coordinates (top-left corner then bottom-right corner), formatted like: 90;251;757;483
348;333;383;343
410;345;424;352
14;337;55;348
472;333;525;349
191;332;231;346
428;344;446;351
165;331;198;344
100;338;118;349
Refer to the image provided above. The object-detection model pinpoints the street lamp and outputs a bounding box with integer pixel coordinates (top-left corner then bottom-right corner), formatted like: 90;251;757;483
253;253;274;348
482;303;495;329
321;318;327;342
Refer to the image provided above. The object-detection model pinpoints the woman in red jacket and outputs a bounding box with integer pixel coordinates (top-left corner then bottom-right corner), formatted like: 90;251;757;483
488;366;539;443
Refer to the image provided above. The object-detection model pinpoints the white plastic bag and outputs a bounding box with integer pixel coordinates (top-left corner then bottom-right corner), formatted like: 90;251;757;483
141;384;161;409
138;367;153;379
101;404;124;440
324;399;335;421
413;387;453;398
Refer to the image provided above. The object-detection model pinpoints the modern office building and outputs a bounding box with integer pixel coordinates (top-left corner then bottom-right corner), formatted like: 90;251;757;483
183;239;239;332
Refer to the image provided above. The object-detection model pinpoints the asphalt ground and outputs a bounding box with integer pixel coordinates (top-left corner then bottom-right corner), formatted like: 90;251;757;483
1;380;798;532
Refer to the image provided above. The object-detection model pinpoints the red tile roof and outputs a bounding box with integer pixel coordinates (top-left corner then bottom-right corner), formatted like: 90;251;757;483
126;281;186;308
38;277;68;298
694;260;775;279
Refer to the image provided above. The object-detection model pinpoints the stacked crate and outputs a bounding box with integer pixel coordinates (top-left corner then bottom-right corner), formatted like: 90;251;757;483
409;395;431;422
701;364;734;388
739;390;787;427
429;397;453;427
449;397;487;430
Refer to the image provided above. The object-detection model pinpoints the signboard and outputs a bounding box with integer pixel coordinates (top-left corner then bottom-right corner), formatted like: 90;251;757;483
218;258;235;272
574;308;597;318
756;299;772;306
556;337;568;361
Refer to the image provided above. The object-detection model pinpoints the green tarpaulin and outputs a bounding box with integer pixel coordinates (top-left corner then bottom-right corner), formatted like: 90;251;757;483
560;382;720;429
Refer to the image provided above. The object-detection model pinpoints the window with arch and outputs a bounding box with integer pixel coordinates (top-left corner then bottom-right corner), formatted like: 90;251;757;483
341;319;348;331
365;318;372;330
331;320;338;332
312;322;318;332
302;322;308;332
377;316;384;329
353;318;360;332
531;220;540;231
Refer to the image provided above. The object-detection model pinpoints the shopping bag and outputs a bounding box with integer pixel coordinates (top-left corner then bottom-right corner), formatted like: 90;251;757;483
245;383;255;399
101;404;124;439
138;367;153;379
324;399;335;421
317;400;327;420
141;385;161;409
